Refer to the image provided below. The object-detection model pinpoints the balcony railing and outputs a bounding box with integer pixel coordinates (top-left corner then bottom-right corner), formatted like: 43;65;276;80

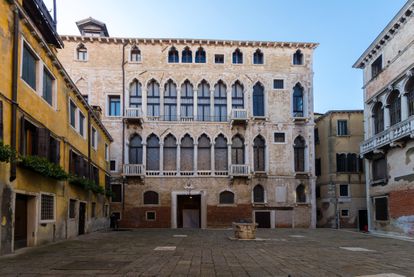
230;164;250;177
123;164;145;176
125;108;144;119
231;109;248;121
360;117;414;155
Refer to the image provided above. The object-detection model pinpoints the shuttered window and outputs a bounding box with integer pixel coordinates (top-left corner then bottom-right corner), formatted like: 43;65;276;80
42;68;54;106
22;43;37;90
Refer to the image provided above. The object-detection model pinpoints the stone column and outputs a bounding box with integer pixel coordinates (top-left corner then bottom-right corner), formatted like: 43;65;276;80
227;143;232;172
194;142;198;174
142;88;147;116
227;88;232;119
211;141;215;173
159;142;164;175
401;92;409;121
210;89;215;121
384;105;391;129
244;142;249;166
142;142;147;169
160;85;164;120
177;88;181;121
177;143;181;175
193;89;198;120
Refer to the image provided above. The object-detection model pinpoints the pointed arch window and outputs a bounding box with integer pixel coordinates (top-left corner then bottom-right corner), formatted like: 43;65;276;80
214;81;227;122
129;135;143;164
195;47;206;63
253;136;265;172
232;48;243;64
296;184;306;203
253;82;264;116
168;47;179;63
198;80;211;121
294;136;305;172
182;47;192;63
198;135;211;170
388;90;401;126
232;81;244;109
253;49;264;64
180;135;194;171
219;191;234;204
164;80;177;121
146;134;160;170
76;44;87;61
253;185;265;203
181;81;194;119
373;102;384;134
232;135;244;165
130;46;141;62
406;77;414;116
293;50;303;65
163;134;177;171
147;80;160;117
129;80;142;108
293;83;304;117
215;135;228;171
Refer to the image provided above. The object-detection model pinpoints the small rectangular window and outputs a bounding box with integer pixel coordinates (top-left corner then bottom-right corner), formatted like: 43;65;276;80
337;120;348;136
273;79;284;89
108;95;121;116
69;199;76;219
42;68;54;106
22;43;37;90
374;197;388;221
79;111;85;137
146;211;156;221
214;54;224;64
111;184;122;202
371;55;382;79
91;127;97;149
41;194;54;221
110;160;116;171
339;184;349;197
69;100;77;128
373;157;387;182
340;209;349;217
91;202;96;218
273;132;285;143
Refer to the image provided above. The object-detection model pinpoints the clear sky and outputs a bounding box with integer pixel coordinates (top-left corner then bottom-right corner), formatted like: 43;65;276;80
45;0;407;113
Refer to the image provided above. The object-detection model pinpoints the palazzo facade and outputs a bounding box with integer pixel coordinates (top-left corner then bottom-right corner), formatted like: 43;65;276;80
58;18;318;228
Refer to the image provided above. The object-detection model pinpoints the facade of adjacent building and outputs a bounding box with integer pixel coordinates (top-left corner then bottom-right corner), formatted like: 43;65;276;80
0;0;113;255
354;0;414;237
58;18;318;229
315;111;367;229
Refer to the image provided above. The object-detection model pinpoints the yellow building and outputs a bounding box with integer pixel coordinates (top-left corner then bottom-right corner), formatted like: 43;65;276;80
0;0;113;255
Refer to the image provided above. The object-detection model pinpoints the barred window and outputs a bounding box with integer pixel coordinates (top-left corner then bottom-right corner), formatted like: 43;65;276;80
144;191;159;205
41;194;54;221
69;199;76;219
219;191;234;204
253;185;265;203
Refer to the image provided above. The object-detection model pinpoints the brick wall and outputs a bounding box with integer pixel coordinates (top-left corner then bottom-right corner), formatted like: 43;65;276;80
120;207;170;228
207;204;252;228
389;189;414;218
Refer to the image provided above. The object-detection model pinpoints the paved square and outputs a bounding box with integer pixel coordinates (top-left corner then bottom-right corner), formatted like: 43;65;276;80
0;229;412;276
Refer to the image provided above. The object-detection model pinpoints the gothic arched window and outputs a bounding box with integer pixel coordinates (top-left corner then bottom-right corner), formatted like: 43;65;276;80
215;135;228;171
293;83;304;117
388;90;401;126
293;49;303;65
146;134;160;170
231;135;244;165
168;47;179;63
147;80;160;117
195;47;206;63
130;46;141;62
373;102;384;134
253;135;265;172
214;81;227;122
232;81;244;109
232;48;243;64
253;82;264;116
253;185;265;203
182;47;192;63
296;184;306;203
164;80;177;121
129;80;142;108
163;134;177;171
129;134;142;164
253;49;264;64
181;80;194;119
198;80;210;121
294;136;305;172
180;135;194;171
198;135;211;170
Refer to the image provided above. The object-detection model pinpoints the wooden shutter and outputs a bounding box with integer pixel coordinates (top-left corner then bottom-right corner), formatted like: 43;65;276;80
37;128;50;158
19;116;26;154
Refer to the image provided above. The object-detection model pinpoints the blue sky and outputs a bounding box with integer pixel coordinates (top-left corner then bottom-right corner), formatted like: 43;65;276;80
47;0;407;113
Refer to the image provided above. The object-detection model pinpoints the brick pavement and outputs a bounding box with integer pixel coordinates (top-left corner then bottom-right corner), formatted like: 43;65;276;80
0;229;412;276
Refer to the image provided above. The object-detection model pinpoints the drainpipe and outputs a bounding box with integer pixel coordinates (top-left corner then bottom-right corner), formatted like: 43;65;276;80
121;42;128;213
10;6;19;182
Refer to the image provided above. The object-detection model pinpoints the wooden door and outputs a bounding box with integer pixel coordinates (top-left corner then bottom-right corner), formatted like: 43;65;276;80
255;211;271;228
14;194;28;250
78;202;86;235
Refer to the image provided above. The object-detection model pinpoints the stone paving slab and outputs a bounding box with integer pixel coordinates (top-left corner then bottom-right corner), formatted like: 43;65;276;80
0;229;413;276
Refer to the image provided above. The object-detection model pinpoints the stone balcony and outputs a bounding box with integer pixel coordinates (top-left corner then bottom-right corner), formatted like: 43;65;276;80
230;164;250;177
360;116;414;155
124;108;144;123
123;164;145;177
230;109;248;126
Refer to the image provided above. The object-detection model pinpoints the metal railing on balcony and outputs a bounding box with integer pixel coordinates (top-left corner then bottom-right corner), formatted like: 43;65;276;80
123;164;145;176
360;117;414;155
230;164;250;176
